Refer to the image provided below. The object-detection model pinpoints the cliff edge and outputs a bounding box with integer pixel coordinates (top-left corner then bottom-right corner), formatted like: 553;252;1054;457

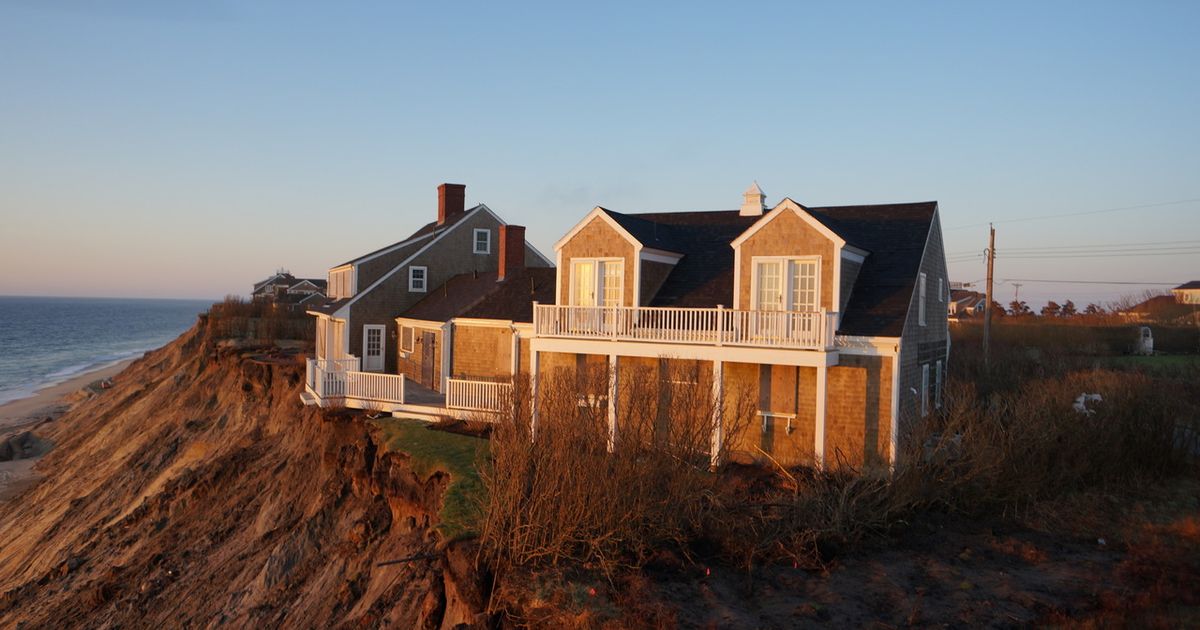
0;318;482;628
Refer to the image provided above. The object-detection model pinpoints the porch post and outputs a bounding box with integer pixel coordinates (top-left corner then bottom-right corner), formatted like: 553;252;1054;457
607;354;618;453
709;360;724;468
815;365;828;468
530;350;540;440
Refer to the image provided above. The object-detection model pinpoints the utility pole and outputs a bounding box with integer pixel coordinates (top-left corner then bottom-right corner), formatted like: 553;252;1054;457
984;224;995;368
1012;283;1023;304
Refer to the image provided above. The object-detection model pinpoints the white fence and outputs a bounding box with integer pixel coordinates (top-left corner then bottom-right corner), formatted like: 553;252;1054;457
533;304;833;350
446;378;514;413
306;358;406;406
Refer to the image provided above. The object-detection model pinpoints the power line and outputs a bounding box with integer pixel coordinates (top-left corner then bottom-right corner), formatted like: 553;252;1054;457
998;250;1200;260
998;278;1181;285
944;197;1200;231
947;239;1200;257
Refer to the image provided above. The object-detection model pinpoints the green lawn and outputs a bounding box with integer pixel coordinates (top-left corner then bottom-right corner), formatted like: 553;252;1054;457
371;418;488;541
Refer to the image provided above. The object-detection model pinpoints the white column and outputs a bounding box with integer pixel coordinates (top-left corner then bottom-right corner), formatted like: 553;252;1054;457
815;365;828;468
607;354;618;453
709;360;724;468
529;350;540;440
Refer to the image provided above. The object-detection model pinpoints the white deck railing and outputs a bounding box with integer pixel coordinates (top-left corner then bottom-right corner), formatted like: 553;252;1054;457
446;378;514;413
533;304;834;351
306;359;405;405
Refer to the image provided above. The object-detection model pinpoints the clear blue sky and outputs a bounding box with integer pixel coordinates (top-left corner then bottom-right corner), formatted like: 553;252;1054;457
2;1;1197;307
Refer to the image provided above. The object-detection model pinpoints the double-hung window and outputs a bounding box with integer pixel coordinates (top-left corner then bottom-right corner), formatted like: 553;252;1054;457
921;363;930;417
473;229;491;254
408;266;428;292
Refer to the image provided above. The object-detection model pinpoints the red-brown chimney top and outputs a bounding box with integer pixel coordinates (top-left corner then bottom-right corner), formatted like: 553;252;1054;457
437;183;466;225
498;224;526;282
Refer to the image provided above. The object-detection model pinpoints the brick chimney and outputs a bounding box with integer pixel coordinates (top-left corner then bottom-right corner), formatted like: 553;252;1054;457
437;183;466;225
498;225;526;282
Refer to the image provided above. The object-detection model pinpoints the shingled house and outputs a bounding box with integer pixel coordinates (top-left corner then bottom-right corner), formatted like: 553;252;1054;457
529;184;949;469
305;183;552;374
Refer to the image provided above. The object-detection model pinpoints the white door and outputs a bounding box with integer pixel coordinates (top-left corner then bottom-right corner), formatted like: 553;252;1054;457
362;325;385;372
788;259;819;338
572;260;596;306
755;260;784;311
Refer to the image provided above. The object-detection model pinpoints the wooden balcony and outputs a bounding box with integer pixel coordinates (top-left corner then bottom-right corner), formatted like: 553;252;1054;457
532;304;835;351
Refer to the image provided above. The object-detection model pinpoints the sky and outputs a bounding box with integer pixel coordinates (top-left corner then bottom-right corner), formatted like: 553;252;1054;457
1;1;1197;306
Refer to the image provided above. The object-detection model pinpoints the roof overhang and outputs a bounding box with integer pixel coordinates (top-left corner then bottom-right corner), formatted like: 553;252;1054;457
730;198;847;250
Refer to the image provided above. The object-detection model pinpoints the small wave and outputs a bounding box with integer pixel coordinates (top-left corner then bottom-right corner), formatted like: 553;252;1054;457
0;348;155;408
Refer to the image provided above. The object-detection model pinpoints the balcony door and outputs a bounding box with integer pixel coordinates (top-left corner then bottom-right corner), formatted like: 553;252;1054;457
570;259;623;333
753;258;820;341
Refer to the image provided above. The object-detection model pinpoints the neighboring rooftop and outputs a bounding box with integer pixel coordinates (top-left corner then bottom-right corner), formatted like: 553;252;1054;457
1174;281;1200;291
400;267;557;324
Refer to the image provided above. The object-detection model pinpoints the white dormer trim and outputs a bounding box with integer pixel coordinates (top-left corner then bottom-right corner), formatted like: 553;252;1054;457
730;199;846;250
553;206;642;252
554;206;651;306
731;198;848;314
841;247;867;264
640;248;684;265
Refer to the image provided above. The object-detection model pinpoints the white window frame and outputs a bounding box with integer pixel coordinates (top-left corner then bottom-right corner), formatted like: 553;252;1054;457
749;256;822;312
408;266;428;292
938;277;944;303
568;257;624;307
473;228;491;254
921;363;930;417
918;273;928;326
935;360;943;409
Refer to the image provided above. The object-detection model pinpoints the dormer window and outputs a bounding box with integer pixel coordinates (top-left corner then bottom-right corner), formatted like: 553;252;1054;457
409;266;428;292
473;229;491;254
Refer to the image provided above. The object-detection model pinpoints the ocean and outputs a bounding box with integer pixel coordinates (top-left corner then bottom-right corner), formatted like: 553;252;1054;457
0;296;211;406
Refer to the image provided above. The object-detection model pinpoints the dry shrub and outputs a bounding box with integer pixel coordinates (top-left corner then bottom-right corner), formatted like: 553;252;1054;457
479;361;755;577
205;296;313;342
908;366;1198;518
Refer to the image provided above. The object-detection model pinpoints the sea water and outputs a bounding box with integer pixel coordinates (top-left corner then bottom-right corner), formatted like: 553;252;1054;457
0;296;210;406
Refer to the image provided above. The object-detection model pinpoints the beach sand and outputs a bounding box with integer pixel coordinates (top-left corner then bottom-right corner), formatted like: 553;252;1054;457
0;359;134;431
0;359;135;502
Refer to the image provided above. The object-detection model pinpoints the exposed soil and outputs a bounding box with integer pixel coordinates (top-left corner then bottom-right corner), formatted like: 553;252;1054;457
0;321;487;628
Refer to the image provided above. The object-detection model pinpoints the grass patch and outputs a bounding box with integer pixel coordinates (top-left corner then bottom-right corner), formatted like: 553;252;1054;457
372;418;488;541
1100;354;1200;371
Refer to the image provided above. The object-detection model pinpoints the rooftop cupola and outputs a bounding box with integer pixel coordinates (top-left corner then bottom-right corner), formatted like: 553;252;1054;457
740;181;766;216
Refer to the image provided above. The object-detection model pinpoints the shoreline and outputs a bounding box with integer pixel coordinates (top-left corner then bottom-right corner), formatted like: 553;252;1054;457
0;359;136;432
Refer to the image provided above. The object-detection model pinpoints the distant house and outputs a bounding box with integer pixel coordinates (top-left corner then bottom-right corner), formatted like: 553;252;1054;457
305;183;553;374
948;289;985;318
251;272;297;299
252;273;327;303
1172;281;1200;305
1121;293;1197;323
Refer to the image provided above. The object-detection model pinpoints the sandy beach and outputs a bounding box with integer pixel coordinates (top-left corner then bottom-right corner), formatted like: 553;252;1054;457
0;359;135;503
0;359;134;431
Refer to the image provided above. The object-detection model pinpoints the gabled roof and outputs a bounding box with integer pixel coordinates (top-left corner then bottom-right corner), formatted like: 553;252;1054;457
253;272;295;292
333;204;485;268
594;201;939;336
1174;280;1200;291
400;267;556;324
289;279;327;291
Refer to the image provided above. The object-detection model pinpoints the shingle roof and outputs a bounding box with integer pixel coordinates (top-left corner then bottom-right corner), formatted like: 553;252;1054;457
1174;280;1200;291
401;267;556;324
600;201;939;337
334;205;483;268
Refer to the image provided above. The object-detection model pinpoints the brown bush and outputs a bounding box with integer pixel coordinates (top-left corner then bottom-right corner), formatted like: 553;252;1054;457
205;295;313;342
478;361;756;577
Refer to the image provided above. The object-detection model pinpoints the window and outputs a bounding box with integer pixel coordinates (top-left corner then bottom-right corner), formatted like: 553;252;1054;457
921;363;930;417
400;325;414;353
473;229;491;254
918;273;927;326
570;259;623;307
753;257;820;311
408;266;427;292
938;277;945;303
935;360;943;409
